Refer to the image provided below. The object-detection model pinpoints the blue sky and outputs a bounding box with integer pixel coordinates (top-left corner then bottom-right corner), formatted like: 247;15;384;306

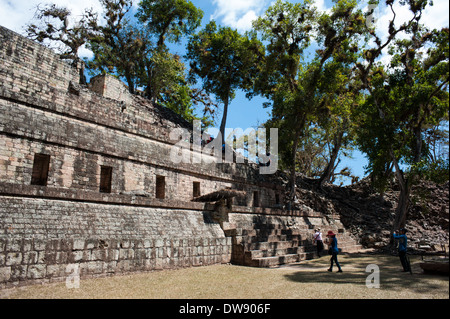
1;0;448;184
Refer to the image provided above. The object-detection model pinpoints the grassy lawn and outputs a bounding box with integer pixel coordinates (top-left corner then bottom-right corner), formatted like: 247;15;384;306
1;253;448;299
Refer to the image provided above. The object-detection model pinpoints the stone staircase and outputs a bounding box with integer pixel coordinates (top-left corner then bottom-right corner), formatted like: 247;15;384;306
229;217;363;268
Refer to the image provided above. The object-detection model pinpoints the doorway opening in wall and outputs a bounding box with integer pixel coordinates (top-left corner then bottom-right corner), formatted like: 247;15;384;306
253;191;260;207
31;153;50;186
156;175;165;199
275;193;280;205
100;166;113;193
193;181;201;198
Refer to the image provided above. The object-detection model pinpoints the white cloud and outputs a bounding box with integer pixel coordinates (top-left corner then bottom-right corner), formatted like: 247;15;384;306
373;0;448;39
314;0;331;13
365;0;449;65
0;0;103;58
0;0;103;33
211;0;269;31
421;0;449;30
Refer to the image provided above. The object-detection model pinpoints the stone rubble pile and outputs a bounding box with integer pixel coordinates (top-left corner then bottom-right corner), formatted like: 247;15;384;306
277;172;449;250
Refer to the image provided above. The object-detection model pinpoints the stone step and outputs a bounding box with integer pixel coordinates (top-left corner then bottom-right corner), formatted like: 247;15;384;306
245;224;312;231
242;234;305;243
250;251;316;267
242;228;313;237
250;254;300;267
245;245;316;259
233;223;363;267
244;240;301;251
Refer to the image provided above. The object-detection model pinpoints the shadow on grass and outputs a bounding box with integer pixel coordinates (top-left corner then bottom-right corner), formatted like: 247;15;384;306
283;253;449;295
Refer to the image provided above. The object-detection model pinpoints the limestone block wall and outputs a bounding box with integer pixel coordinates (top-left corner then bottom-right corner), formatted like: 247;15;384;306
0;197;230;287
89;73;134;105
0;26;81;93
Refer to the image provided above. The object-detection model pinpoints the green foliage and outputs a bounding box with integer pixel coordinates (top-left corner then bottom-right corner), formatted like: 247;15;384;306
186;20;264;142
137;0;203;47
252;0;366;187
355;25;449;192
25;3;98;61
414;158;449;184
187;21;263;103
25;0;449;192
86;0;149;94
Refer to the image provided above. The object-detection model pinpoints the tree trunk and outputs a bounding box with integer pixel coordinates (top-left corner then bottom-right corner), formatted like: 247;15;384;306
391;126;422;232
288;136;300;206
393;179;410;231
390;149;412;233
288;120;306;209
125;70;135;95
219;95;229;147
319;130;344;186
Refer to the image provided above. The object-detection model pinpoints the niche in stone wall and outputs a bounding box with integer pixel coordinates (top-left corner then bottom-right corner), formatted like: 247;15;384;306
275;193;280;205
31;153;50;186
99;166;113;193
155;175;165;199
253;191;260;207
193;181;201;198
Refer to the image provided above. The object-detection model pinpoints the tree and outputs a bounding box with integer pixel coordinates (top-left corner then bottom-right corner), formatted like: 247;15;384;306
354;0;449;231
25;3;98;83
86;0;150;94
317;86;361;186
186;20;264;145
136;0;203;48
252;0;366;203
136;0;219;125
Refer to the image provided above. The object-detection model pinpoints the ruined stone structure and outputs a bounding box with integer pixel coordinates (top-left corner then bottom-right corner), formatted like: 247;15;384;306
0;26;361;288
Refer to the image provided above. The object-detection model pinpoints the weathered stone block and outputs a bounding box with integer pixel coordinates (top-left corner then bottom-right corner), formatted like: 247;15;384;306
81;261;103;275
0;267;11;282
154;239;163;248
85;239;98;250
71;239;85;251
107;248;119;261
9;265;27;281
143;239;152;248
22;251;39;264
45;264;65;279
71;250;84;262
27;264;47;279
33;239;47;251
6;240;21;252
6;252;22;266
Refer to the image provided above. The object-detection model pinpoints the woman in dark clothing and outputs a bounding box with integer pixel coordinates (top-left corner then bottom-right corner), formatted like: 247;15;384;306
327;231;342;273
393;228;410;272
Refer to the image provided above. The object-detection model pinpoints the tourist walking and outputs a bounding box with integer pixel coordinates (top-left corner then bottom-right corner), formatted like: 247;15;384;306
327;231;342;273
313;228;324;257
393;228;410;272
